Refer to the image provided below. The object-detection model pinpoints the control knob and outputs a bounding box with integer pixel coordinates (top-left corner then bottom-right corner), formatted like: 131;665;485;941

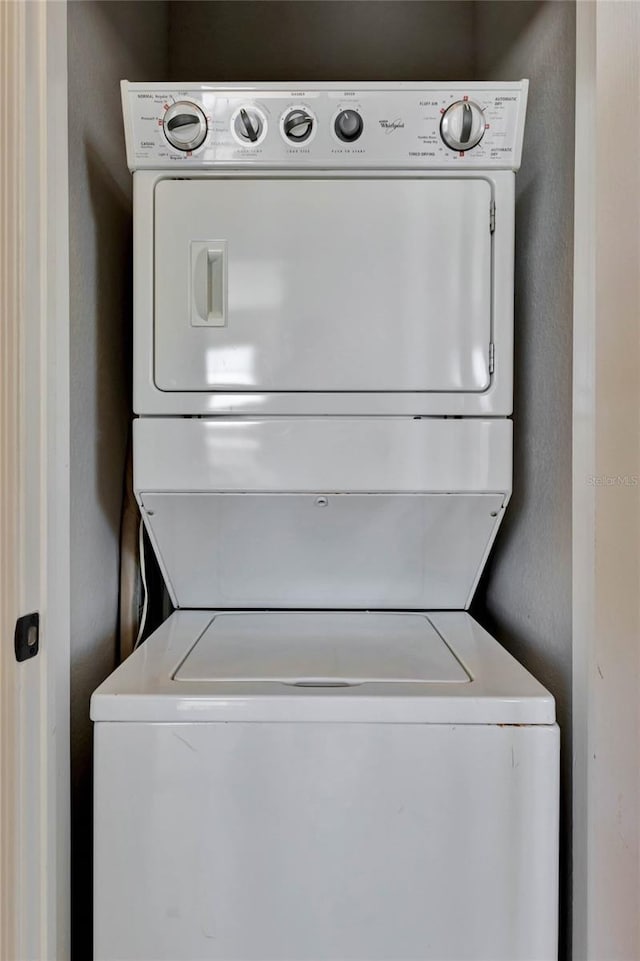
335;109;364;143
234;107;264;144
163;101;208;152
440;100;485;152
283;108;314;143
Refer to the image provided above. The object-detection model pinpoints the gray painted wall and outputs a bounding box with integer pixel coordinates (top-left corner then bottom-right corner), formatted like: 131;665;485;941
67;3;168;956
67;2;574;957
168;1;476;81
471;3;575;957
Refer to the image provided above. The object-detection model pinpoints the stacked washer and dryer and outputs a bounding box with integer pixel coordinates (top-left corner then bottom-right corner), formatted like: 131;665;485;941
92;81;559;961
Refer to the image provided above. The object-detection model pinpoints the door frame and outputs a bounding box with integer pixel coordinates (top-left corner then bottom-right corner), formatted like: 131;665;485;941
572;1;640;957
0;2;70;958
3;2;640;959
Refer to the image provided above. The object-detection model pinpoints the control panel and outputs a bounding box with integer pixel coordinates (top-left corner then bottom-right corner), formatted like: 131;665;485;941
122;81;528;170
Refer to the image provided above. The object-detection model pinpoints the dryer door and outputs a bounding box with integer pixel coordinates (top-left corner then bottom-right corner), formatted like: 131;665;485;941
154;177;492;393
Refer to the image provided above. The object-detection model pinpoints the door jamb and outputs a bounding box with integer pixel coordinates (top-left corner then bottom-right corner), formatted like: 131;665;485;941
0;2;70;958
573;2;640;957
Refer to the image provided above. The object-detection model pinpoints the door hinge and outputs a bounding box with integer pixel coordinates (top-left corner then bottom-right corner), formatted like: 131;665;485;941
490;201;496;233
15;612;39;662
488;342;495;374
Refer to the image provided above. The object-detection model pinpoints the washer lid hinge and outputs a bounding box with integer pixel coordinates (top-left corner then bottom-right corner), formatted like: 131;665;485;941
489;342;495;374
490;200;496;233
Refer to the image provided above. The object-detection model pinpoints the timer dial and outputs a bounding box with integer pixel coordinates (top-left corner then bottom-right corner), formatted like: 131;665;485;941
440;100;485;152
163;101;208;152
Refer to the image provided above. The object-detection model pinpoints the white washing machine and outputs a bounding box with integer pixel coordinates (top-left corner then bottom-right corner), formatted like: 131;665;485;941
92;81;559;961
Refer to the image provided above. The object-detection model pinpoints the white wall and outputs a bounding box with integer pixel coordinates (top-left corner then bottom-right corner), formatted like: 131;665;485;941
67;3;168;956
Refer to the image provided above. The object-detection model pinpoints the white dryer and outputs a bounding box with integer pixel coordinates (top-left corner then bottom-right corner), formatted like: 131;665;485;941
92;81;559;961
126;82;521;417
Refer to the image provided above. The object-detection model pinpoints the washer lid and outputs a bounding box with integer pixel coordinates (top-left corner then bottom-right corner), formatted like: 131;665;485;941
91;611;556;724
174;613;469;685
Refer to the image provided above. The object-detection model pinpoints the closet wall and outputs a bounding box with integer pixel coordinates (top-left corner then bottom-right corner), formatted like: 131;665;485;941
168;1;476;80
471;5;575;956
67;2;574;957
67;2;168;957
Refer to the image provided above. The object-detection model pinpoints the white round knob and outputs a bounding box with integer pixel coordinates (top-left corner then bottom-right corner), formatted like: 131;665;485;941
163;101;208;152
233;106;265;144
440;100;485;152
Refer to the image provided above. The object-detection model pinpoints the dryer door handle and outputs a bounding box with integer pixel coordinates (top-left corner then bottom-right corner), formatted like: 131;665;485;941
190;241;227;327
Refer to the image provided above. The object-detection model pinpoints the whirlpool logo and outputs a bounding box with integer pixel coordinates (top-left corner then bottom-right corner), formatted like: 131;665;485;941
378;118;405;134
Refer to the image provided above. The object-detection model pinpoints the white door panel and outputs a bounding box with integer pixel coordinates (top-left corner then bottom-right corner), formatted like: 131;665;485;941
154;178;492;393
